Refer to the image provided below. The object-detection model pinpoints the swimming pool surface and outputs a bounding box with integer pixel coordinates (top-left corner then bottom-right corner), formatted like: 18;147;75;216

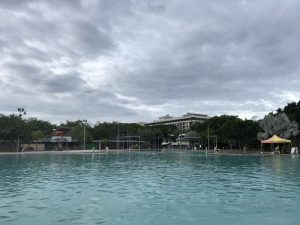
0;152;299;225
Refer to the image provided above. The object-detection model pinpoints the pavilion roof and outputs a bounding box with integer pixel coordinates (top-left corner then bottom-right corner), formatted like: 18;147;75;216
261;135;291;144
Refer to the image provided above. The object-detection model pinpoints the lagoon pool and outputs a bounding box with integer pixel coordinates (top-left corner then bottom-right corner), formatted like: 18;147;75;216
0;152;300;225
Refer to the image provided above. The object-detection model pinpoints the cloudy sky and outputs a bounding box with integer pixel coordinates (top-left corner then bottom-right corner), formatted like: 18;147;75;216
1;0;300;123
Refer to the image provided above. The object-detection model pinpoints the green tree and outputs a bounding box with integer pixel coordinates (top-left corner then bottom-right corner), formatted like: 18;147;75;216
0;114;30;141
192;115;260;149
70;125;92;142
26;118;55;140
31;130;44;141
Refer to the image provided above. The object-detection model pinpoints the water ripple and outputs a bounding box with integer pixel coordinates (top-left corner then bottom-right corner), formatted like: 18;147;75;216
0;152;300;225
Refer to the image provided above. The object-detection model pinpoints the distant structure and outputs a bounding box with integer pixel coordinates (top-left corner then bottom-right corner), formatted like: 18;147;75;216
146;113;210;131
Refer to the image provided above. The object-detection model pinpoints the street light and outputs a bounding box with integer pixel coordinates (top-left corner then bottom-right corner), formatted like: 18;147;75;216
17;108;26;151
83;120;87;150
18;108;26;117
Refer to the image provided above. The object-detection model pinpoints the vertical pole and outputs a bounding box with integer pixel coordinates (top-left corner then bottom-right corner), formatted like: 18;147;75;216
139;136;141;151
271;143;273;153
152;133;154;150
83;123;86;150
127;130;129;150
116;123;120;150
17;107;26;152
17;135;20;152
179;135;181;150
207;124;209;155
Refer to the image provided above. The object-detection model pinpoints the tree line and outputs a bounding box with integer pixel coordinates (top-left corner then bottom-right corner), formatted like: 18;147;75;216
0;115;178;149
1;100;300;149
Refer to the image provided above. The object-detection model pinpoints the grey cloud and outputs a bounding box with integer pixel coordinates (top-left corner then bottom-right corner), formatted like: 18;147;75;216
1;0;300;122
42;72;86;93
0;0;118;63
5;63;40;77
4;62;85;94
0;0;32;8
69;21;115;57
148;3;166;14
112;0;300;110
0;0;82;9
115;57;269;105
9;44;51;62
0;38;5;51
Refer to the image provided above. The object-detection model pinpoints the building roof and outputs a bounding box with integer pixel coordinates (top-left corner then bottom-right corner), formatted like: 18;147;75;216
146;113;209;125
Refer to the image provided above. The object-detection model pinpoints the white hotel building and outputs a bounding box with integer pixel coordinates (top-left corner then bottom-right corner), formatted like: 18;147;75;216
145;113;210;131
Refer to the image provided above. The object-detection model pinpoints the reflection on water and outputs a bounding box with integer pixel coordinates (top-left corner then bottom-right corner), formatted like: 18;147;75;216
0;152;300;225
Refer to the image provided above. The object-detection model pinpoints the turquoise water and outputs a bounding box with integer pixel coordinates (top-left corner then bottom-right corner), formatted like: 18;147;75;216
0;152;300;225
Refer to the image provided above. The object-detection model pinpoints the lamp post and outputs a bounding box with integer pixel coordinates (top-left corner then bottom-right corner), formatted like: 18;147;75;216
18;108;26;117
83;120;87;150
17;108;26;152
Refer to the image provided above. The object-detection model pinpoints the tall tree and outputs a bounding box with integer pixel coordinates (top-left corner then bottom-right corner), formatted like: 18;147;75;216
0;114;30;141
26;118;55;140
192;115;260;149
257;113;299;140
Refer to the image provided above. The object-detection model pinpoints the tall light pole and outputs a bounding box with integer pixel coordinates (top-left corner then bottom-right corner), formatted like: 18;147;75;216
17;108;26;152
83;120;87;150
18;108;26;117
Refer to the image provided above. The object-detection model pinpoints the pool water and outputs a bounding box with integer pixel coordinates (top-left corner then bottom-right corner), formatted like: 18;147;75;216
0;152;300;225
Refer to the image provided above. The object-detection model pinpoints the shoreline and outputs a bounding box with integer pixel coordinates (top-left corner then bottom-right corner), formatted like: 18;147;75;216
0;149;292;156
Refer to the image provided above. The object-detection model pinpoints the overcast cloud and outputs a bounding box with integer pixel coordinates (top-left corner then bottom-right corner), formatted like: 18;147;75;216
1;0;300;123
